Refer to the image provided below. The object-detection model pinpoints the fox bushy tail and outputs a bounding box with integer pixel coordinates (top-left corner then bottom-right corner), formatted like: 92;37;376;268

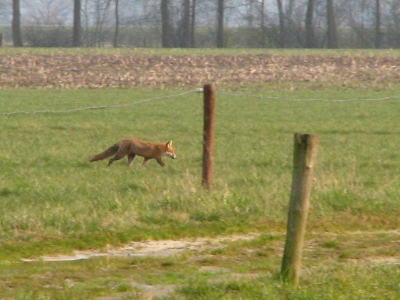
89;144;119;162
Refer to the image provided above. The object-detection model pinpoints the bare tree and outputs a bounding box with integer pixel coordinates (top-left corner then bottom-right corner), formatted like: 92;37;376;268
11;0;400;49
305;0;315;48
93;0;112;47
113;0;119;47
160;0;195;48
326;0;338;48
179;0;191;47
12;0;23;46
388;0;400;47
161;0;173;47
276;0;285;47
347;0;374;47
216;0;224;47
190;0;196;47
375;0;382;48
260;0;266;47
73;0;82;46
24;0;70;25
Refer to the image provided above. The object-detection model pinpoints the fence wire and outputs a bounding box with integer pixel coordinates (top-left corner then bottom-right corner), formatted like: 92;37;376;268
0;89;199;116
219;92;400;102
0;88;399;116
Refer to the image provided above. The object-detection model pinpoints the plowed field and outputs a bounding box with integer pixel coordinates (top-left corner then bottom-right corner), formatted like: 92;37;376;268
1;54;400;89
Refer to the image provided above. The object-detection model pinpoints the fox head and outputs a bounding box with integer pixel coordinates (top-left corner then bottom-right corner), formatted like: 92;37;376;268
165;141;177;159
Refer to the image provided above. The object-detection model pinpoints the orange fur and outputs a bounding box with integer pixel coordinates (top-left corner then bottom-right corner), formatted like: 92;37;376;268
89;139;176;167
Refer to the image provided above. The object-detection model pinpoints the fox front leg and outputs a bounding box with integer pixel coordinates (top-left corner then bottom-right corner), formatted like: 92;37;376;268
156;158;165;167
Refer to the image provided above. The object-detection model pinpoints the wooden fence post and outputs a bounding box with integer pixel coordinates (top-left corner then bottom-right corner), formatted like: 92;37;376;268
202;84;215;189
281;133;318;286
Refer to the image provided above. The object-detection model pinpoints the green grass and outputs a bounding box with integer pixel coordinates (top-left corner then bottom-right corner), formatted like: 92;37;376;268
1;87;399;252
0;85;400;298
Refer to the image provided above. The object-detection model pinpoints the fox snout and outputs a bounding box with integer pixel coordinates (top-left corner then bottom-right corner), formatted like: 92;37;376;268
168;153;177;159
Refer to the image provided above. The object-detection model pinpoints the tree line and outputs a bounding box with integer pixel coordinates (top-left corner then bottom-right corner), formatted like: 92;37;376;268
7;0;400;48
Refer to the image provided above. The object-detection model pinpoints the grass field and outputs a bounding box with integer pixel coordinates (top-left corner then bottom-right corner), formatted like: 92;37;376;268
0;49;400;299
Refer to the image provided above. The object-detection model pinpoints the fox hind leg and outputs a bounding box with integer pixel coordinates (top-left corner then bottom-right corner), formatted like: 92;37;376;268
108;152;126;166
142;158;150;166
127;154;136;166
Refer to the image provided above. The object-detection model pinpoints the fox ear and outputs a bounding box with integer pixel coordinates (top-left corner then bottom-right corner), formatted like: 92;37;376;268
166;140;172;147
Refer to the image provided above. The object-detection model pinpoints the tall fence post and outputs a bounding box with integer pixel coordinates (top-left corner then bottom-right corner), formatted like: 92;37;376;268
202;84;215;189
281;133;318;286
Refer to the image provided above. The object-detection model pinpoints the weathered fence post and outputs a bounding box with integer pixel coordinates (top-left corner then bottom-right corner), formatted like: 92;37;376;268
281;133;318;286
202;84;215;189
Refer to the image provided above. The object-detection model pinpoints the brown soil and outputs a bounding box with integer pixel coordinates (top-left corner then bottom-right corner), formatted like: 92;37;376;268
1;54;400;89
21;233;260;262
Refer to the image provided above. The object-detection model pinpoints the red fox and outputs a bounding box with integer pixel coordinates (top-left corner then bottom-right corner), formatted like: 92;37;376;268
89;139;176;167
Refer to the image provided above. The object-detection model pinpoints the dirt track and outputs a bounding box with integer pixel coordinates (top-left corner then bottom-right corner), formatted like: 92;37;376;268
1;54;400;89
21;231;400;264
21;233;261;262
